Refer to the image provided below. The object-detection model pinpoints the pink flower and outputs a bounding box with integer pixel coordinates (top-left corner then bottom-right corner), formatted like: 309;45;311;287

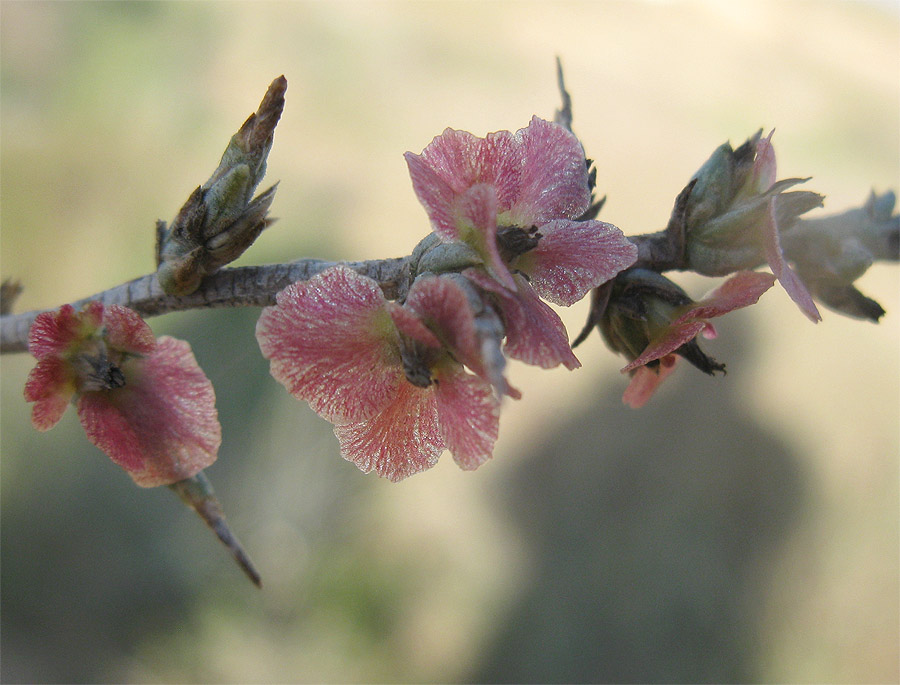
24;302;220;487
255;265;501;482
405;116;637;305
620;271;777;408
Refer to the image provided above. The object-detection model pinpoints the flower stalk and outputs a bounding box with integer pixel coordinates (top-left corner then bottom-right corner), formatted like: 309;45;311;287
169;471;262;588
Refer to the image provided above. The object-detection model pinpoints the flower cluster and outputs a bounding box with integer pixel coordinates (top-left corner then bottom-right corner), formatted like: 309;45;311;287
257;117;637;479
25;302;220;487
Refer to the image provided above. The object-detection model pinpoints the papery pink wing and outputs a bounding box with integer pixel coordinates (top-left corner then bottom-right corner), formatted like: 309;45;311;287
508;117;592;226
621;321;708;372
452;184;516;290
25;357;75;430
387;302;442;348
334;380;443;482
77;336;221;487
405;276;481;368
405;275;521;399
405;151;459;241
466;270;580;370
753;130;777;193
434;363;499;471
676;271;776;323
518;219;638;306
102;305;156;355
761;200;821;322
622;355;679;409
256;265;403;423
405;128;521;239
28;305;86;359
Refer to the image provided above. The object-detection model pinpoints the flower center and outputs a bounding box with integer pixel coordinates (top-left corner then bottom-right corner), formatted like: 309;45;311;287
398;336;433;388
496;225;542;262
71;339;127;392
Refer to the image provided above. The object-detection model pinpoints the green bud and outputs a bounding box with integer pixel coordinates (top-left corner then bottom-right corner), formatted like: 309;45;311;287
156;76;286;296
782;190;899;321
413;240;483;277
682;131;823;276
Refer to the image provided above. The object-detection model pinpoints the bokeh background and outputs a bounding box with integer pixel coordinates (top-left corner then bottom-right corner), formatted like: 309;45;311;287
1;1;898;682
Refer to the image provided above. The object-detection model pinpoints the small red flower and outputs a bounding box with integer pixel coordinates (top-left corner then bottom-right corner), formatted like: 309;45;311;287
405;116;637;305
256;266;502;481
24;303;220;487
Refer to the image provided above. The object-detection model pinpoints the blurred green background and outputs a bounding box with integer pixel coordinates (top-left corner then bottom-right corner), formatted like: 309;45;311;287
1;1;897;682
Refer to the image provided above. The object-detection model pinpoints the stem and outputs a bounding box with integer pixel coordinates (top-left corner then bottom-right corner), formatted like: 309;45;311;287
0;256;410;353
169;471;262;588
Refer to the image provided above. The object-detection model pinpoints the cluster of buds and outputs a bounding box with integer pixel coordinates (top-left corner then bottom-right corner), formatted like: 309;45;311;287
782;190;900;321
155;77;286;296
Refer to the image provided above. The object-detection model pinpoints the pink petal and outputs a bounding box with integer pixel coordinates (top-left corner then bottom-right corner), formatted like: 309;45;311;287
675;271;776;323
405;128;522;240
453;184;516;289
622;321;708;372
405;276;483;371
466;270;580;370
434;363;500;471
507;116;592;226
102;305;156;355
752;130;777;193
623;271;776;372
387;302;442;348
622;355;679;409
25;357;75;430
334;380;443;482
516;219;638;306
404;151;460;241
77;336;220;487
762;200;821;322
28;305;88;359
256;266;403;423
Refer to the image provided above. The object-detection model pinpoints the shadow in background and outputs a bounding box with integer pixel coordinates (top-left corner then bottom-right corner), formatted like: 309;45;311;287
470;351;807;683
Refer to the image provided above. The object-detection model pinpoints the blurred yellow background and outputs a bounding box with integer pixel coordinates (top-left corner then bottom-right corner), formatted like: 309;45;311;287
1;1;897;682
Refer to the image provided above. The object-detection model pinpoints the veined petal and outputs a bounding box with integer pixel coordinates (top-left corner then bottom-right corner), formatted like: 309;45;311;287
334;380;443;482
405;127;522;239
508;116;592;226
762;200;821;322
404;151;459;241
387;302;442;348
77;336;220;487
256;265;403;423
25;357;75;430
466;270;580;370
676;271;776;323
434;363;500;471
752;130;777;194
516;219;638;306
622;321;708;372
454;184;516;290
405;276;485;374
28;305;90;359
102;305;157;355
622;355;679;409
623;271;776;372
